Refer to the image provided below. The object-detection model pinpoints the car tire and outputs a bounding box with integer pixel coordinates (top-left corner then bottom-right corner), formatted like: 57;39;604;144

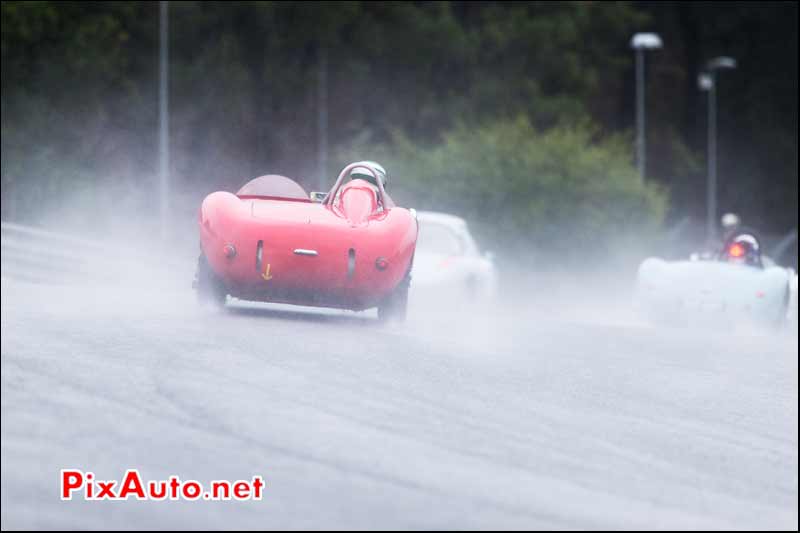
378;275;410;323
195;254;227;309
770;283;792;330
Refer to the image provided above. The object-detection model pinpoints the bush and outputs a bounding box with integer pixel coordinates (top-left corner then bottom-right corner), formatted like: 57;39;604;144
340;116;668;266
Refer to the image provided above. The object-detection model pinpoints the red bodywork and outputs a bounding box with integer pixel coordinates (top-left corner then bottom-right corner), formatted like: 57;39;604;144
199;164;418;311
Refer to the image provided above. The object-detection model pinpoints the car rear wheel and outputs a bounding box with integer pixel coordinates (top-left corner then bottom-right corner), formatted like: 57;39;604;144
770;282;793;330
378;275;410;323
194;254;227;309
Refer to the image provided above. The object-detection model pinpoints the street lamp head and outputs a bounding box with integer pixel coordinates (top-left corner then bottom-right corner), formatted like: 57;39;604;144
707;56;737;70
630;32;663;50
698;72;713;91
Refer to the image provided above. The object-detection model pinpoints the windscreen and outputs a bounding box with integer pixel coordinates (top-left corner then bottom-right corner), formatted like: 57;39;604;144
417;222;465;255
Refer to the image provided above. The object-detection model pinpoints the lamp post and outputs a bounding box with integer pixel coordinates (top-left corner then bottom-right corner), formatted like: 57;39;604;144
630;32;663;181
699;56;737;244
159;1;170;240
317;45;328;192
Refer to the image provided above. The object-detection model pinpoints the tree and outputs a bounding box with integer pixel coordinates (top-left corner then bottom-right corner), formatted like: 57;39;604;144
339;116;667;264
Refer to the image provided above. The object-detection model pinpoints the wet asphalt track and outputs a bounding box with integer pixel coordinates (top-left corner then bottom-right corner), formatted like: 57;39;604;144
1;277;797;529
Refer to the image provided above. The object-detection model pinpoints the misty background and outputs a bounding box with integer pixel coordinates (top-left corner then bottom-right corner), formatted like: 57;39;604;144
1;1;797;270
2;4;798;530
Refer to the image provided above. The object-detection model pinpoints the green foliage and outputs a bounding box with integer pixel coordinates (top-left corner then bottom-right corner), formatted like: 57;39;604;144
341;116;667;261
0;0;795;242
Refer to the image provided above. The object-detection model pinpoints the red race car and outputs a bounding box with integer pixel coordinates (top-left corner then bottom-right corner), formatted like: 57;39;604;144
194;162;418;321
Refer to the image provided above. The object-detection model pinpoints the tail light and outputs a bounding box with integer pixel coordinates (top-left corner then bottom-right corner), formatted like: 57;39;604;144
438;256;455;269
375;257;389;271
729;243;745;258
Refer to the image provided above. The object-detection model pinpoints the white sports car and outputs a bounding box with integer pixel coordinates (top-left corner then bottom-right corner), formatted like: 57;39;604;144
788;271;799;332
411;211;496;299
636;232;796;329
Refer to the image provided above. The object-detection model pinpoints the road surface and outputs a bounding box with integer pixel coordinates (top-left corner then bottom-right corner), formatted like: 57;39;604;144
1;275;797;529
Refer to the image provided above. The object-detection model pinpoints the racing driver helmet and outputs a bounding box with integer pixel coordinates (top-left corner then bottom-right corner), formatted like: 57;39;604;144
349;161;388;189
